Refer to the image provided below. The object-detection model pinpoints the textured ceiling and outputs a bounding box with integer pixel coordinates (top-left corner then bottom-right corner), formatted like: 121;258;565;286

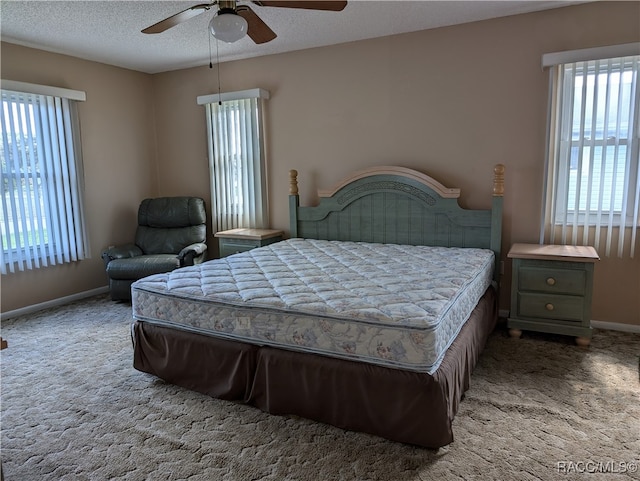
1;1;586;74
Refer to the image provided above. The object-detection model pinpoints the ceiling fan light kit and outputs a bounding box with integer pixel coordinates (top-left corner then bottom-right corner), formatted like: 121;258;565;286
209;9;248;43
142;1;347;45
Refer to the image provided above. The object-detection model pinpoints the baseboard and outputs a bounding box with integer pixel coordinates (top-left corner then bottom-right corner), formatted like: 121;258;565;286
4;293;637;333
1;286;110;321
498;310;638;333
591;320;640;333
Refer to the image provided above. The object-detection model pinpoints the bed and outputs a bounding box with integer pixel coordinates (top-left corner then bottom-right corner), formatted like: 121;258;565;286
131;164;505;449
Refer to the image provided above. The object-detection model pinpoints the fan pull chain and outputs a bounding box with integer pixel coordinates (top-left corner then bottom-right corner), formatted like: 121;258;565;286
208;26;213;69
215;38;222;105
208;31;222;106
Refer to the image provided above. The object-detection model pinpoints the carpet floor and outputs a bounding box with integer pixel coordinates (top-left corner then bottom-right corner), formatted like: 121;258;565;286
1;295;638;480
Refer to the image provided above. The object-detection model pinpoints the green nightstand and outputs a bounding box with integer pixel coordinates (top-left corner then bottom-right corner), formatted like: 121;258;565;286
215;228;283;258
507;243;599;346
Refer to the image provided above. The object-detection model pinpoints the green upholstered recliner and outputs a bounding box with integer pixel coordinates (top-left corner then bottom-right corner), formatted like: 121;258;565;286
101;196;208;301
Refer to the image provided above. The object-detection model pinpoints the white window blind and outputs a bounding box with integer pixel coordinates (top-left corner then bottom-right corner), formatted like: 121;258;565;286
542;45;640;258
1;84;89;274
198;89;269;232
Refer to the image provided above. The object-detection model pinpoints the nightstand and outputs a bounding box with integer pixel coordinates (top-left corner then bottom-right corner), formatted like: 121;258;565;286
215;228;283;258
507;243;599;346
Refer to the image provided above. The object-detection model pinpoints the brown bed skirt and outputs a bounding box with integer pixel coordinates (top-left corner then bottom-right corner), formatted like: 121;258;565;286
132;287;497;449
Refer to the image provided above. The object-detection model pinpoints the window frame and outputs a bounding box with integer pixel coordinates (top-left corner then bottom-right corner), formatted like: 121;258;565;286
552;58;639;227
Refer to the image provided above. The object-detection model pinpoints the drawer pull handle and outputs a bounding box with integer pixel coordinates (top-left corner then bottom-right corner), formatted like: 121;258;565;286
546;277;556;286
545;303;554;311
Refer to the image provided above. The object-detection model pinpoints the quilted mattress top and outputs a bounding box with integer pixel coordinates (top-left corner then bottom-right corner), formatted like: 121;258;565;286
133;238;494;331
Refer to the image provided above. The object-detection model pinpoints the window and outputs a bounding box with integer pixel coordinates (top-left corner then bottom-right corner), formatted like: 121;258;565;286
542;44;640;257
198;89;269;232
1;81;88;274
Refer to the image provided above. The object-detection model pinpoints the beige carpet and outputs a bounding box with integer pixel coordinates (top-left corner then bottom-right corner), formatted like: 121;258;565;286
1;295;638;481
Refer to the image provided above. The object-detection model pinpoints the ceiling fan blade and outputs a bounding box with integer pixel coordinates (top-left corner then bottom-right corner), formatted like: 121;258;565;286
142;3;214;34
252;1;347;11
237;6;277;44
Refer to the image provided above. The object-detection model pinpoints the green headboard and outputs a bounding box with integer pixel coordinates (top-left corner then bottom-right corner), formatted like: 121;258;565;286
289;164;505;282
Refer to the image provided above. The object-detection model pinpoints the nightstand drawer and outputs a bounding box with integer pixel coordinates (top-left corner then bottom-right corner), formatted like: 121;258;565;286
216;228;284;258
518;266;586;295
517;292;584;322
219;237;282;257
221;238;261;249
219;240;257;257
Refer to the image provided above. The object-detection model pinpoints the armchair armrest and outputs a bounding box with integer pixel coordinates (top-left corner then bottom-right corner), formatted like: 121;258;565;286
178;242;208;266
101;243;143;267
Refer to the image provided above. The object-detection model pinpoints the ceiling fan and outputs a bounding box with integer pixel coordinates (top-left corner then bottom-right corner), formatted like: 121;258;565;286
142;1;348;44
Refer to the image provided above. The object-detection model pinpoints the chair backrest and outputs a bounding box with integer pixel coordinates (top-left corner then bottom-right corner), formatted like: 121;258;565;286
135;197;206;255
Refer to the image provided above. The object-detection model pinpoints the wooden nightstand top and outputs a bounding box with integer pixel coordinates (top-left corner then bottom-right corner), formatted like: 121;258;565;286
214;228;283;240
508;243;599;263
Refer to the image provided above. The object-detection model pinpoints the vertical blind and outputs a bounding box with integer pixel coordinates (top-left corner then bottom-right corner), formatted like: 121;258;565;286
0;87;88;274
200;90;269;232
542;46;640;258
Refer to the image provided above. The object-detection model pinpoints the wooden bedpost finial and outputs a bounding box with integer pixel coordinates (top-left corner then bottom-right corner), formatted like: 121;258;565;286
289;169;299;195
493;164;505;196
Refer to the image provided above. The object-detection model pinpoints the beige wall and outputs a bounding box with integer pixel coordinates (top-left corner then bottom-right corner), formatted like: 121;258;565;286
0;44;159;311
2;1;639;325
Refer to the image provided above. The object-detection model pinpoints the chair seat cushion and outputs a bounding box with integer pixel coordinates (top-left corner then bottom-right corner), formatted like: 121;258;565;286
106;255;180;280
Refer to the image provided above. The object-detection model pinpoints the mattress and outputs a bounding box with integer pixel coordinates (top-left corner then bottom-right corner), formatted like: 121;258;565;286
131;238;494;373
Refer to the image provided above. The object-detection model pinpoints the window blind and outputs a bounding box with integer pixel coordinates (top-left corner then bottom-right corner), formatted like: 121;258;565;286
201;90;269;232
542;45;640;258
1;88;88;274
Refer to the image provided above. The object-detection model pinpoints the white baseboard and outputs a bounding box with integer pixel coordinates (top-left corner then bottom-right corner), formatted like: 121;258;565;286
591;320;640;333
499;309;640;333
1;286;110;321
4;293;638;333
